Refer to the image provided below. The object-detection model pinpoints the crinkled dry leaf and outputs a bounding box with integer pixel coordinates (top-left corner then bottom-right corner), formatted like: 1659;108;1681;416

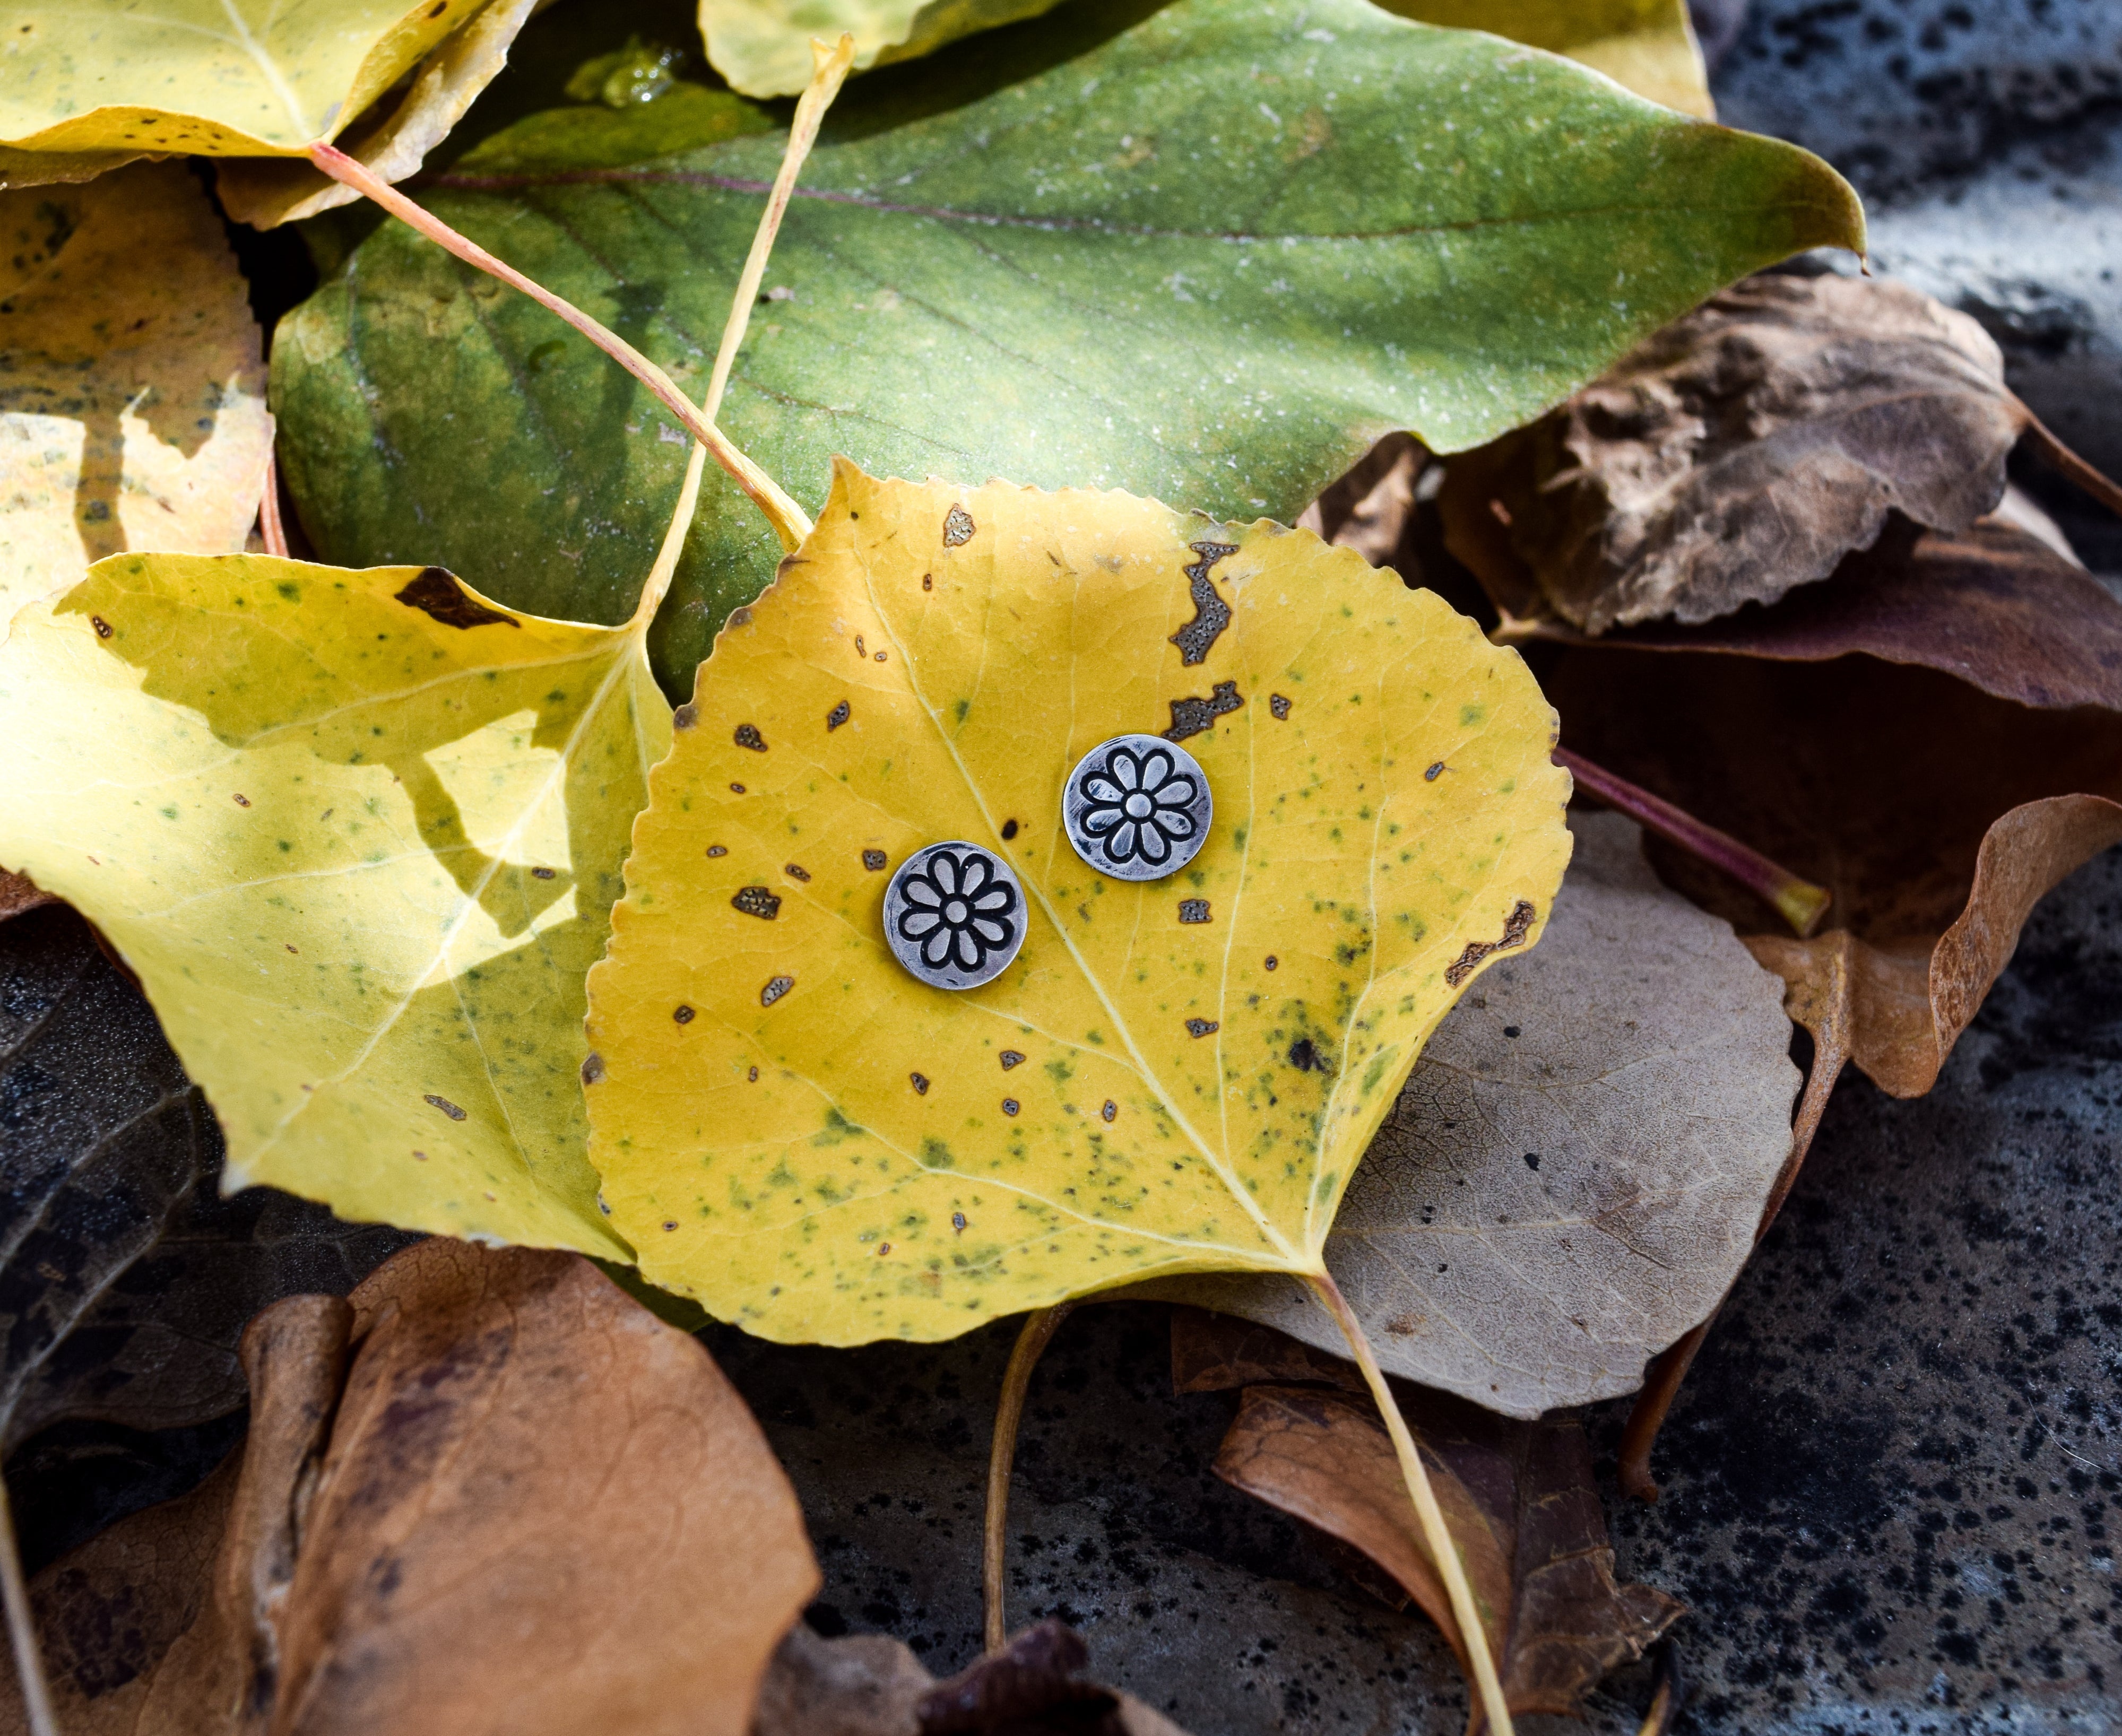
5;1242;819;1736
0;903;211;1453
1384;0;1713;117
1139;813;1798;1417
0;0;490;157
584;464;1572;1341
215;0;541;228
276;0;1860;696
700;0;1064;98
1551;645;2122;1097
1207;1360;1682;1718
1492;519;2122;714
1444;273;2029;633
0;163;269;639
0;551;668;1253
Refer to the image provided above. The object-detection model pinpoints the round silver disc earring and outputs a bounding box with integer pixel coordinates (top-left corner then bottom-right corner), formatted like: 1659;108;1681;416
1062;734;1212;881
883;841;1027;989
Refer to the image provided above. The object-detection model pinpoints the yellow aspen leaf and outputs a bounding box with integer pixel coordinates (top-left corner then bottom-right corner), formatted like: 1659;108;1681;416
0;552;668;1257
1385;0;1714;118
0;163;270;640
0;0;489;159
583;464;1573;1343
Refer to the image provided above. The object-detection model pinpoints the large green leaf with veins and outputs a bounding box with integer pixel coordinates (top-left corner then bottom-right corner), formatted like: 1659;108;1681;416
273;0;1860;699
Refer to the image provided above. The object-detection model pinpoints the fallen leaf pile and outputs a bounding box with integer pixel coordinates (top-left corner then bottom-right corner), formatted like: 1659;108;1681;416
0;0;2116;1729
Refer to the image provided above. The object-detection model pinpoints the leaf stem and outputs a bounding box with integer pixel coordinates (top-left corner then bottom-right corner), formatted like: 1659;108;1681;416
2015;398;2122;519
305;142;814;554
629;34;853;632
1306;1270;1514;1736
1557;747;1830;938
1617;941;1852;1500
259;439;289;559
0;1475;57;1736
983;1301;1076;1654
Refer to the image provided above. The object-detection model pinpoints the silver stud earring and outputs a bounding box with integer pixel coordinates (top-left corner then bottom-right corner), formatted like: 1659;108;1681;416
884;841;1026;989
1062;734;1211;881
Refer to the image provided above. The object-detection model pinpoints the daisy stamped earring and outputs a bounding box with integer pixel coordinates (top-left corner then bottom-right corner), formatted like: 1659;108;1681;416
1061;734;1212;882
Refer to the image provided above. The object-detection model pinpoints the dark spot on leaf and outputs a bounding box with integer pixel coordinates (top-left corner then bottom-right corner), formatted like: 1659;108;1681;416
673;703;698;730
910;1072;930;1095
827;699;850;730
424;1092;467;1120
663;1220;678;1231
922;573;933;591
394;567;518;629
232;793;250;808
531;866;556;880
1444;899;1537;986
760;975;794;1006
730;782;746;794
707;845;727;857
748;1066;759;1082
878;1242;891;1255
1166;679;1242;741
1503;1025;1521;1038
581;1054;604;1085
732;886;781;919
1425;761;1447;780
1170;541;1238;664
1102;1101;1117;1122
729;606;752;627
1287;1038;1328;1073
943;505;975;545
863;849;887;871
1185;1018;1219;1037
1270;693;1292;719
952;1212;967;1232
1000;1051;1025;1070
734;723;767;751
1002;1098;1019;1116
674;1005;695;1024
90;615;111;639
784;863;810;882
1524;1152;1540;1170
1264;955;1278;971
1179;899;1209;924
1001;819;1019;840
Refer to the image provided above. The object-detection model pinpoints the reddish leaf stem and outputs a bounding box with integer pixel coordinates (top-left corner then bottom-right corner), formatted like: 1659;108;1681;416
1557;748;1830;938
2016;400;2122;520
305;141;813;553
259;442;289;559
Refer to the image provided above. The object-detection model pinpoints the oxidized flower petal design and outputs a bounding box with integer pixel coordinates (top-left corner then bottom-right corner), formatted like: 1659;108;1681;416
883;842;1026;989
1063;734;1212;881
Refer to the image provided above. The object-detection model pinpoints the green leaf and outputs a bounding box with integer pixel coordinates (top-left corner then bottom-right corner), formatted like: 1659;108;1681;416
272;0;1863;701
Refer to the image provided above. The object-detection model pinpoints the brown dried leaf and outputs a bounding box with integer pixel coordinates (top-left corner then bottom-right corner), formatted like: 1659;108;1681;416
1550;647;2122;1098
1214;1381;1682;1720
1170;1306;1364;1396
0;870;49;922
1443;273;2030;633
1499;519;2122;713
1141;814;1799;1417
4;1241;819;1736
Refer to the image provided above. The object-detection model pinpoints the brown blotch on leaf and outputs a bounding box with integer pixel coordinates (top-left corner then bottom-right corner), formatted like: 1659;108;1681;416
922;573;934;591
1000;819;1019;841
424;1092;467;1120
580;1054;604;1086
863;849;887;871
531;866;556;880
1101;1100;1117;1122
1264;955;1279;971
1167;679;1243;741
730;782;747;795
232;793;250;808
708;845;727;857
1185;1018;1219;1037
910;1072;930;1095
1444;900;1537;986
827;700;850;730
673;1005;695;1025
90;614;112;639
394;567;519;630
760;976;794;1007
1270;693;1292;719
1002;1098;1019;1116
1179;899;1210;924
784;863;810;882
1170;541;1239;665
1426;762;1447;781
673;703;698;730
732;886;782;921
734;723;768;752
1000;1051;1025;1070
748;1066;759;1082
943;505;976;546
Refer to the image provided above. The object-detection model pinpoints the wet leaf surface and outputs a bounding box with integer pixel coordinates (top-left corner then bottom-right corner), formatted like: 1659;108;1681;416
1181;1309;1682;1718
274;0;1859;695
1443;274;2025;633
0;163;270;639
1549;645;2122;1097
3;1240;819;1736
584;465;1571;1340
0;552;669;1252
1142;813;1798;1416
